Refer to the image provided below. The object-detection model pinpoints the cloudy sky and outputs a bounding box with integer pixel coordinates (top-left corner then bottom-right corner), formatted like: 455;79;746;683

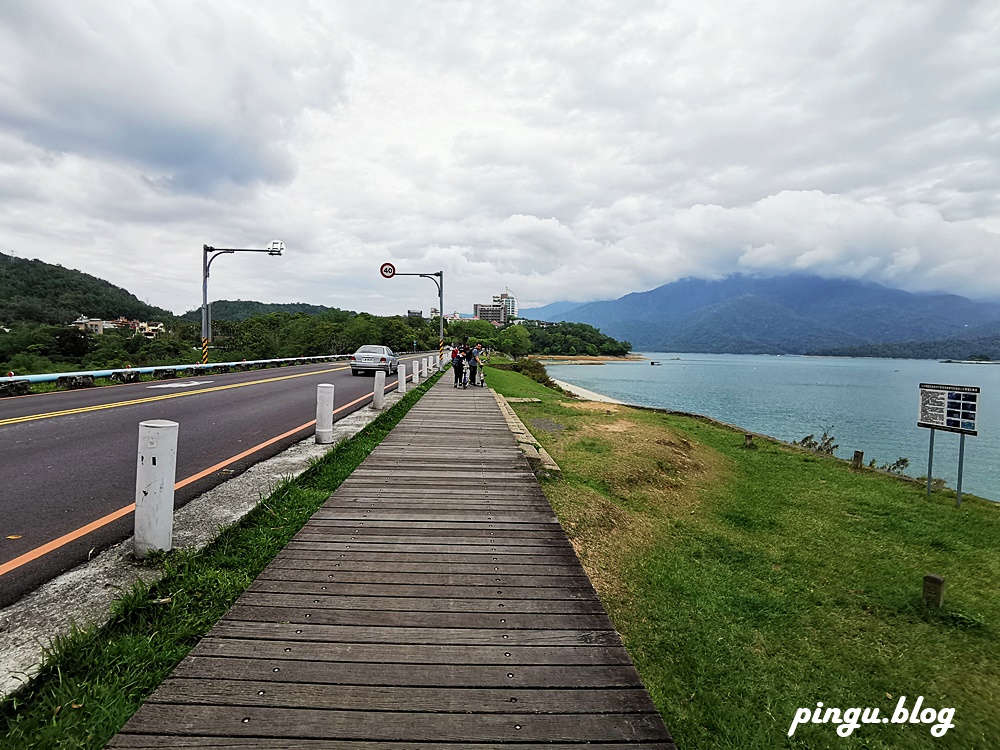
1;1;999;317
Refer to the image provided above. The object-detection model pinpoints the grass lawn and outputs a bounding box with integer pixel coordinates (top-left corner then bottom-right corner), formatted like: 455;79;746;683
487;366;1000;749
0;373;443;749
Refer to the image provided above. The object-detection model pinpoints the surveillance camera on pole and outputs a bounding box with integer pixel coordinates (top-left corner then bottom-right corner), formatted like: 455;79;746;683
201;240;286;363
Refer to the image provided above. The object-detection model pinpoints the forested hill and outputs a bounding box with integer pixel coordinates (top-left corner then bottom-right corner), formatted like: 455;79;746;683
812;320;1000;360
179;300;331;323
0;252;173;325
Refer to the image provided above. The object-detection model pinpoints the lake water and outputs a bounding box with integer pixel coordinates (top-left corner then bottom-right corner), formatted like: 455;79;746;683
545;353;1000;502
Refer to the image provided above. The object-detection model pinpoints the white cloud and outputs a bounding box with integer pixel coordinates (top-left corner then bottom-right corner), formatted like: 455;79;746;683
1;0;999;318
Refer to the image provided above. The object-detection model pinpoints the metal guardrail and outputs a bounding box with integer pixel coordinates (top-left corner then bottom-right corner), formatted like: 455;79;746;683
0;355;349;386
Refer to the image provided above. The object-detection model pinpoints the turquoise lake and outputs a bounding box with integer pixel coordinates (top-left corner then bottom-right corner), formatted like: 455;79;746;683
545;353;1000;502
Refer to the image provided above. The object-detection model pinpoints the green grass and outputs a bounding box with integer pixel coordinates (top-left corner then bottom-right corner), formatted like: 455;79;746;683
0;372;443;749
488;365;1000;749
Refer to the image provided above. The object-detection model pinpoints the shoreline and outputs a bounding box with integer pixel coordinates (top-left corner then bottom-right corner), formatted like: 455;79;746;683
548;373;997;503
550;378;628;404
533;354;646;366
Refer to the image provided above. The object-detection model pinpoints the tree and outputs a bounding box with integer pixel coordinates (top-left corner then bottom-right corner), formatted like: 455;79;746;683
447;320;499;345
498;325;531;357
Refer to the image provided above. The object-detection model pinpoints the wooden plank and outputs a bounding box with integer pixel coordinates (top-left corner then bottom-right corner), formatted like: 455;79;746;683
314;497;545;506
146;679;659;714
273;550;583;566
299;520;561;531
248;580;594;601
292;518;569;544
335;481;532;487
310;508;547;516
117;704;670;743
111;739;675;749
231;592;607;615
259;569;590;587
168;657;647;689
269;556;584;575
281;542;572;556
304;512;556;523
224;604;615;631
194;638;634;666
345;471;525;476
298;524;567;538
290;532;572;547
209;621;619;646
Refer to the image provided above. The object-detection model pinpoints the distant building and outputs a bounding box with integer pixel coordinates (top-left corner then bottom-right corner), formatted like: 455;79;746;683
72;316;105;335
493;288;519;319
470;288;518;325
473;303;507;325
407;310;423;319
71;316;163;338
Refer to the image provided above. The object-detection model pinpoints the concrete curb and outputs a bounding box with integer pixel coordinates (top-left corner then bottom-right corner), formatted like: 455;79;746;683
490;390;562;478
0;391;407;700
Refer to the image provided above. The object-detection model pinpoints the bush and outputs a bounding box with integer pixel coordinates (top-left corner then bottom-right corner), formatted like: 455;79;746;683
793;426;839;454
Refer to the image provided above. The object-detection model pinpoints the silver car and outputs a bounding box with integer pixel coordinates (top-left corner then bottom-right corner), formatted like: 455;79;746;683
350;345;399;376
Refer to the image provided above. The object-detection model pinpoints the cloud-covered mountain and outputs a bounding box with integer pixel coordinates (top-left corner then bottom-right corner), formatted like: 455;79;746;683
523;275;1000;354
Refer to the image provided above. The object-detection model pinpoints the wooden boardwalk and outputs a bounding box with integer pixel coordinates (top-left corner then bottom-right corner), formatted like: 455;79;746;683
109;376;676;748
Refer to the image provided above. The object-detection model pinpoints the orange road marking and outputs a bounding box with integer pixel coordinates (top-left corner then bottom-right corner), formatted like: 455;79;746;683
0;386;397;578
0;504;139;578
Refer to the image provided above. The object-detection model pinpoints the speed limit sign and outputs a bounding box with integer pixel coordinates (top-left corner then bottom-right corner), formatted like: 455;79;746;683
380;262;396;279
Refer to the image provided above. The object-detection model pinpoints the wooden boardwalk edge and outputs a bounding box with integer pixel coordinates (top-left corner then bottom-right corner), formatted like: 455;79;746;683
108;376;677;749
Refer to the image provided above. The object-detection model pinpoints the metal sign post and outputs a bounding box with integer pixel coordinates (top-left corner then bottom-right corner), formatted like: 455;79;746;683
202;241;284;364
380;262;444;364
917;383;980;507
926;428;935;498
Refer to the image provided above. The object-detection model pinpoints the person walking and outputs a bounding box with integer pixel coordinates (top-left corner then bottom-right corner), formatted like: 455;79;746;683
452;345;465;388
475;343;488;386
467;343;483;388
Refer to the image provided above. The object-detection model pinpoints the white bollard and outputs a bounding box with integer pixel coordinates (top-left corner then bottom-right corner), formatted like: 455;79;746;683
397;364;407;394
422;357;428;377
315;383;335;444
374;370;386;409
134;419;179;559
413;360;421;385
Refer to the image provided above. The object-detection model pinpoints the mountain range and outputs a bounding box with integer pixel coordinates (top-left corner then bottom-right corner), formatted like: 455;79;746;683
7;250;1000;360
521;275;1000;357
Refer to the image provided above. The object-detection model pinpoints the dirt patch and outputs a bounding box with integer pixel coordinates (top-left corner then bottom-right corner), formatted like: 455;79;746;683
545;481;655;602
594;420;632;433
560;401;621;413
531;418;565;433
548;407;729;517
517;400;734;613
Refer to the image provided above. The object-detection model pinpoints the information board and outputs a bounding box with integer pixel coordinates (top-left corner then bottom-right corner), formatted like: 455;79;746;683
918;383;980;436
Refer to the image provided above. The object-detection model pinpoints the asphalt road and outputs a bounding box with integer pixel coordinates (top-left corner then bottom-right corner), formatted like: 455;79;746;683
0;354;431;609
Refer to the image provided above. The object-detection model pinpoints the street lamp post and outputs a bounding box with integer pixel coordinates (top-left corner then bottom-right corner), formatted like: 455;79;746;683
201;241;284;364
380;263;444;364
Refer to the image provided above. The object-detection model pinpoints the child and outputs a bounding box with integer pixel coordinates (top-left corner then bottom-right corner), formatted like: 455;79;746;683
452;346;465;387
